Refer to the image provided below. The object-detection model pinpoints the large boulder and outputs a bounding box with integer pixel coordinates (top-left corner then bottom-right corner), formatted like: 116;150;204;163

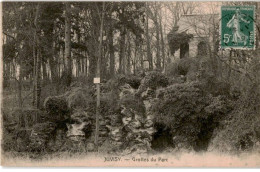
66;109;92;141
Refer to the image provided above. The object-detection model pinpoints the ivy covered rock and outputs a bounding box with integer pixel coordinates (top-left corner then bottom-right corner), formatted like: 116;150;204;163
167;26;193;55
152;81;233;151
136;71;169;97
44;85;94;117
123;99;153;154
103;74;142;93
120;103;155;155
106;82;156;155
66;110;92;141
119;84;136;100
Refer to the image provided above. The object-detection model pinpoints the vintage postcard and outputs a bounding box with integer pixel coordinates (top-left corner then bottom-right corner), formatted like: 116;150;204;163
1;0;260;167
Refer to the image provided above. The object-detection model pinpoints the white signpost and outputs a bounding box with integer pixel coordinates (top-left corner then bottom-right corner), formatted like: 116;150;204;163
93;77;100;84
94;2;105;150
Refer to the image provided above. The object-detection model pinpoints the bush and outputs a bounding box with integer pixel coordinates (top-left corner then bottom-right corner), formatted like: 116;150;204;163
166;58;199;76
152;81;233;150
178;58;198;76
136;71;169;97
29;122;57;151
65;86;94;110
120;95;145;115
44;96;67;114
11;108;43;128
165;61;179;77
2;127;31;152
209;85;260;153
123;74;142;89
104;74;142;92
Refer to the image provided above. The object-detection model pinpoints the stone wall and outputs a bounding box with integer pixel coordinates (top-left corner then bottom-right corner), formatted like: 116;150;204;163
174;37;211;59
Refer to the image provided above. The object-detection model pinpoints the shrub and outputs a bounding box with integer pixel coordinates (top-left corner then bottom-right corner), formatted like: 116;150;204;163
11;108;43;128
65;86;94;110
2;127;31;152
166;57;199;83
136;71;169;96
177;58;198;76
104;74;142;92
29;122;57;152
209;85;260;153
120;95;145;115
152;81;233;150
44;95;69;115
165;61;179;77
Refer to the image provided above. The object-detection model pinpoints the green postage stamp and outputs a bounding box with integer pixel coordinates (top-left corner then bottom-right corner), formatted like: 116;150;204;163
220;6;255;50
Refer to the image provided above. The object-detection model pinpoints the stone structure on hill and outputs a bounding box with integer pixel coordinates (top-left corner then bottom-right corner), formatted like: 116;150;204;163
174;14;219;59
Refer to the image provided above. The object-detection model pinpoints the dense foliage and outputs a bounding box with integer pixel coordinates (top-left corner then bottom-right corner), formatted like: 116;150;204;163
167;26;193;55
209;85;260;152
152;81;233;150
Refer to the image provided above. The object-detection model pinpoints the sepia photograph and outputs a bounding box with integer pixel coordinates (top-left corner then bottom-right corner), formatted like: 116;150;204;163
0;0;260;167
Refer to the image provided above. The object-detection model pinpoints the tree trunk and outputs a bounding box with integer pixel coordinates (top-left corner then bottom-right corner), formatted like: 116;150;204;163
139;46;144;69
155;13;161;70
49;24;58;83
134;38;139;75
42;60;48;85
119;27;126;74
85;51;88;76
35;49;41;108
76;58;80;77
65;2;72;86
58;45;62;78
146;3;153;70
81;56;85;75
100;38;107;79
126;33;131;75
153;3;161;70
3;63;10;88
77;30;82;77
33;3;41;108
159;12;166;72
88;8;99;81
49;55;57;83
62;45;66;75
173;2;180;27
95;1;105;148
88;38;97;81
32;37;36;106
17;64;22;108
108;28;115;77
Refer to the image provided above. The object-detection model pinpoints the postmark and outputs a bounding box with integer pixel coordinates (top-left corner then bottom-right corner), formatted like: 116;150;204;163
220;6;255;50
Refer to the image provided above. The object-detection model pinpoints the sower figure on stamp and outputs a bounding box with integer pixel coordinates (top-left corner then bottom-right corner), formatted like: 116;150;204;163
227;8;250;45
